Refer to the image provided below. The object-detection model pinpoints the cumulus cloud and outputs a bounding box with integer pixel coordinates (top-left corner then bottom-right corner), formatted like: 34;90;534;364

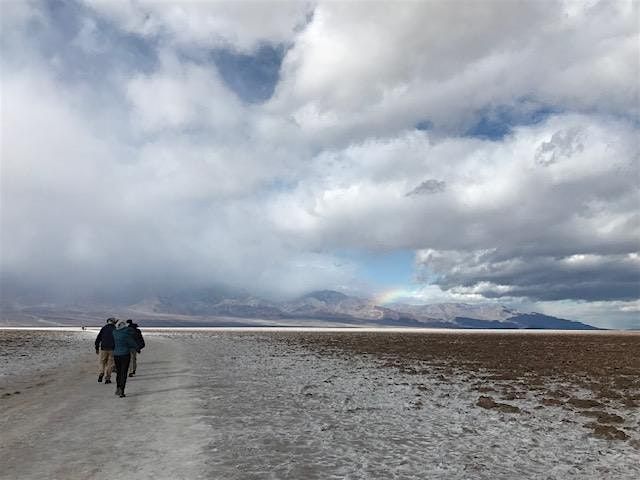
271;0;638;145
125;50;245;133
0;62;342;300
81;0;313;51
1;0;638;327
265;113;639;311
269;114;638;249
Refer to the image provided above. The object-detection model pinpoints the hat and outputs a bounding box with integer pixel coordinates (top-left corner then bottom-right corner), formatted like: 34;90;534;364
126;319;133;324
115;319;128;330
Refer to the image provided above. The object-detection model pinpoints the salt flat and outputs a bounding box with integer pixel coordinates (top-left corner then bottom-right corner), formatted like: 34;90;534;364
1;329;639;479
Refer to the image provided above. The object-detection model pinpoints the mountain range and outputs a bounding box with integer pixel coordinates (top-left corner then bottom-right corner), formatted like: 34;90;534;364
123;289;597;330
0;287;598;329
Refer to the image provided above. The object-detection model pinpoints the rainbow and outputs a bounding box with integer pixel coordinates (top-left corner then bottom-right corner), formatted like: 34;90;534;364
373;288;422;305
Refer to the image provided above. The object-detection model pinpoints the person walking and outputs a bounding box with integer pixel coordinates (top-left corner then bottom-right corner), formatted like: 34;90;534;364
126;319;145;377
94;318;116;384
112;319;140;398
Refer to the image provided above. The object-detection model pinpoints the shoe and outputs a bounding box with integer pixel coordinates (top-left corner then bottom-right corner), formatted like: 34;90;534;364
115;388;122;396
98;374;103;383
132;370;136;375
119;392;126;398
128;372;134;377
104;379;112;384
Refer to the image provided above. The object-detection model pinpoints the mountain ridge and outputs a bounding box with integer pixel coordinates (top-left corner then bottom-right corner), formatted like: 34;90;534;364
0;288;600;329
126;289;599;330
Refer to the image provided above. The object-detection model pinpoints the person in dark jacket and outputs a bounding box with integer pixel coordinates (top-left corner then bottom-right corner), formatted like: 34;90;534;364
94;317;116;384
112;319;140;398
126;319;145;377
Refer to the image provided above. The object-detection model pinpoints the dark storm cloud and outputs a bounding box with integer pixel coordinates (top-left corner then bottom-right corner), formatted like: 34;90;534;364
418;250;640;302
406;179;446;196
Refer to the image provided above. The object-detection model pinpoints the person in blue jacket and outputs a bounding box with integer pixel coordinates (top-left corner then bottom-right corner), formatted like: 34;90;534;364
112;319;140;398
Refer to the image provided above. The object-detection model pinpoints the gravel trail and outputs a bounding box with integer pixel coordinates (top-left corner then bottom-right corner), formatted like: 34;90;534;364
0;333;210;480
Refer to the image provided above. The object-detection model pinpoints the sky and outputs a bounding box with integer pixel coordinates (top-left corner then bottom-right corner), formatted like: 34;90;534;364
1;0;638;328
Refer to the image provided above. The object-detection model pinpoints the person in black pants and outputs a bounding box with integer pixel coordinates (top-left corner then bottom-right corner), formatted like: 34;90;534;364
112;319;140;398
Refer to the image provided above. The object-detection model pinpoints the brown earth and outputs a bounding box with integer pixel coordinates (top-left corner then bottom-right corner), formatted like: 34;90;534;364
476;395;520;413
585;423;630;441
273;331;640;442
578;410;625;424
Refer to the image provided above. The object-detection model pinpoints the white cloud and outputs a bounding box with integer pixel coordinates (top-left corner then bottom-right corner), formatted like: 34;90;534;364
82;0;313;51
268;113;638;251
536;299;640;329
263;112;639;304
1;1;638;324
0;55;351;299
125;50;245;133
269;0;638;145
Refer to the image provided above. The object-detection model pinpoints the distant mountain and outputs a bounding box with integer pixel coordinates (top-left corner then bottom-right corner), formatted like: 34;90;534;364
124;289;600;329
505;313;598;330
129;290;284;319
391;302;518;322
0;287;599;329
278;292;596;329
280;290;388;322
129;289;594;329
301;290;350;303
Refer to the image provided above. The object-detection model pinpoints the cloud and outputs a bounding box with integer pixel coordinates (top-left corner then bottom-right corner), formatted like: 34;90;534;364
270;0;638;146
81;0;313;52
416;250;640;302
534;126;585;166
535;299;640;330
266;113;639;303
0;62;344;300
0;3;343;301
269;114;638;247
1;0;638;325
406;179;447;197
125;50;245;133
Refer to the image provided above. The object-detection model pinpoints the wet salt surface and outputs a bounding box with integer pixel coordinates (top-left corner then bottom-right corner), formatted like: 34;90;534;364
0;330;90;386
162;332;640;480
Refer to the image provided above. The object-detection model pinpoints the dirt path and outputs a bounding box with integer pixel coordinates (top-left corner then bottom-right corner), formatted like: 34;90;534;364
0;335;210;480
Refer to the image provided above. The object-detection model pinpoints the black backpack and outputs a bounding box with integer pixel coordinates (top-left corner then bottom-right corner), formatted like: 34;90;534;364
134;327;145;350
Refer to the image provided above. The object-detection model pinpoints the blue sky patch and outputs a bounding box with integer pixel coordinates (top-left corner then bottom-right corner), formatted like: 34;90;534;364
212;44;286;103
35;0;157;85
465;101;559;140
337;249;416;287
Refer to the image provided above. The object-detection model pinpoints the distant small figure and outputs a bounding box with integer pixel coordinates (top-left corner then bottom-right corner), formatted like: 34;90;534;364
81;326;86;331
126;319;145;377
94;318;116;384
112;319;140;398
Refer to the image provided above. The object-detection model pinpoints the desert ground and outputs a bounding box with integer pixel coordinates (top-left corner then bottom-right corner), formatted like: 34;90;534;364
1;328;639;479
